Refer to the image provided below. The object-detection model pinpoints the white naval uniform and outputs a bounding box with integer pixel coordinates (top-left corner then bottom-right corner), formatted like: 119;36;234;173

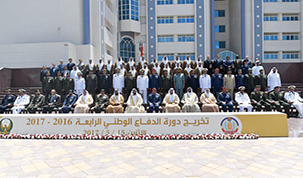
113;73;124;94
12;94;30;114
199;74;211;92
252;65;264;75
235;92;252;112
284;91;303;118
74;77;86;96
137;75;149;103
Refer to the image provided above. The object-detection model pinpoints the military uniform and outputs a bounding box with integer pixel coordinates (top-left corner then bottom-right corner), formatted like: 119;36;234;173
148;93;162;113
255;74;267;91
149;74;161;91
94;93;109;113
269;91;290;117
244;74;255;95
27;94;45;114
235;74;245;90
86;74;98;99
217;92;234;112
61;94;77;113
186;74;199;94
0;94;16;114
211;73;223;97
250;91;271;111
43;76;54;97
54;76;64;97
124;75;136;96
63;77;75;95
161;74;173;96
99;73;112;95
173;73;185;99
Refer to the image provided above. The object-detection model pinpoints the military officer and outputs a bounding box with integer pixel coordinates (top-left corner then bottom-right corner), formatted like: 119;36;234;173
211;68;223;97
86;70;98;99
93;89;109;113
217;86;234;112
161;69;173;96
113;68;124;94
99;69;112;95
268;86;290;118
235;86;252;112
255;69;267;92
0;89;16;114
186;70;199;93
43;71;54;98
149;69;161;92
61;90;77;113
199;68;211;93
63;72;74;96
54;71;64;99
148;88;162;113
235;69;245;91
173;67;185;99
12;89;30;114
137;69;149;103
250;85;271;111
74;72;86;97
244;68;255;95
124;71;136;97
27;89;45;114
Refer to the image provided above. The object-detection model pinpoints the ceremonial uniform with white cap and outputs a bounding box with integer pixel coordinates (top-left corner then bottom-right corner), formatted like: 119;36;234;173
74;72;86;97
252;60;264;75
235;86;253;112
199;68;211;93
12;89;30;114
137;69;149;103
113;68;124;94
284;85;303;118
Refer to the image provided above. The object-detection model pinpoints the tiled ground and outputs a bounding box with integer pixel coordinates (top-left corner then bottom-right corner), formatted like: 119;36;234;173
0;118;302;178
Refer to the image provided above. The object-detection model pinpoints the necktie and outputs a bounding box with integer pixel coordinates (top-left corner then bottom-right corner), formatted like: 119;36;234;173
50;95;55;103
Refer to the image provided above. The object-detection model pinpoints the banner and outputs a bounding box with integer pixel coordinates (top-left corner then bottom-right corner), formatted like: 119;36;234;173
0;112;288;137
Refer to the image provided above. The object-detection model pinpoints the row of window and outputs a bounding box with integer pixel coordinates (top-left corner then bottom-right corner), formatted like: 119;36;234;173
157;0;193;5
264;52;300;59
118;0;139;21
157;53;195;61
158;35;195;42
264;0;299;2
264;14;300;21
264;33;299;40
157;16;194;24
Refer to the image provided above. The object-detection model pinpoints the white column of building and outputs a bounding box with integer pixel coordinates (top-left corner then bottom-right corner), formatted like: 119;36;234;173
245;0;253;60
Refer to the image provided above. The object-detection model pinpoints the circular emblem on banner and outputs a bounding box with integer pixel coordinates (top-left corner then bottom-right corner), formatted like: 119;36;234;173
220;117;242;134
0;118;13;134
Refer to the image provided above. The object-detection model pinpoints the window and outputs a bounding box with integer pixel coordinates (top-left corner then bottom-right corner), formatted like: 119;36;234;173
177;0;194;4
119;0;130;20
264;52;278;59
283;33;299;40
282;0;299;2
157;0;173;5
264;14;278;21
178;53;195;61
158;54;174;61
263;0;277;2
215;10;225;17
178;35;194;42
157;16;174;24
215;41;226;49
283;52;299;59
215;25;225;32
264;33;278;40
131;0;139;21
158;35;174;42
282;14;299;21
120;37;135;62
177;16;194;23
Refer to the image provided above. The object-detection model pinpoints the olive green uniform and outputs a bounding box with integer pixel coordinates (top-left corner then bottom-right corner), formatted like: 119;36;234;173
124;76;136;97
43;76;54;97
269;91;290;117
94;94;109;113
244;74;255;95
54;76;64;97
255;74;267;91
27;94;45;114
250;91;271;111
161;75;173;96
86;74;98;99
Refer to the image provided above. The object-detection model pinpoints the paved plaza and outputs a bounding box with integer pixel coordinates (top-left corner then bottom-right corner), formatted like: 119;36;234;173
0;118;302;178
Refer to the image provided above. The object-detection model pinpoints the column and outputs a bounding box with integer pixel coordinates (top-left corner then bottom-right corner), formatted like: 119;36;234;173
147;0;156;63
195;0;205;60
254;0;263;62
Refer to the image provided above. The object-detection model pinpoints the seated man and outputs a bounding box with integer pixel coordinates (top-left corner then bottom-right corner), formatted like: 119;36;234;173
250;85;271;111
61;90;77;113
163;88;181;113
106;89;124;113
181;87;200;112
148;88;161;113
125;89;145;113
217;86;234;112
200;88;219;112
74;90;93;113
12;89;30;114
284;85;303;118
268;86;290;118
27;89;45;114
93;89;109;113
0;89;16;114
235;86;252;112
43;89;61;114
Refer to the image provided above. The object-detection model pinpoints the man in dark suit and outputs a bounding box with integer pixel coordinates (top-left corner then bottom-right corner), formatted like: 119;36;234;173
57;59;67;74
43;89;61;113
67;58;76;71
40;65;48;92
203;55;212;70
50;63;59;77
0;89;16;114
212;55;223;70
233;55;243;71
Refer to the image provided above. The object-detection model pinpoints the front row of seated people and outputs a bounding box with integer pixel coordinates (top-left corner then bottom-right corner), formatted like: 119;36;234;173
1;85;303;118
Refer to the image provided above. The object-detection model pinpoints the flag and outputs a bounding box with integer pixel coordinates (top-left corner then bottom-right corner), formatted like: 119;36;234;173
139;41;144;57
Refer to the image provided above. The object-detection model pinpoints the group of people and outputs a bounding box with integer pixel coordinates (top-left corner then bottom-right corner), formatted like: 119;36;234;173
1;55;302;117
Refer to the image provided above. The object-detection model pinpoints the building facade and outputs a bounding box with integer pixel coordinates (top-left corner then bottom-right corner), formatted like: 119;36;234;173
0;0;303;69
